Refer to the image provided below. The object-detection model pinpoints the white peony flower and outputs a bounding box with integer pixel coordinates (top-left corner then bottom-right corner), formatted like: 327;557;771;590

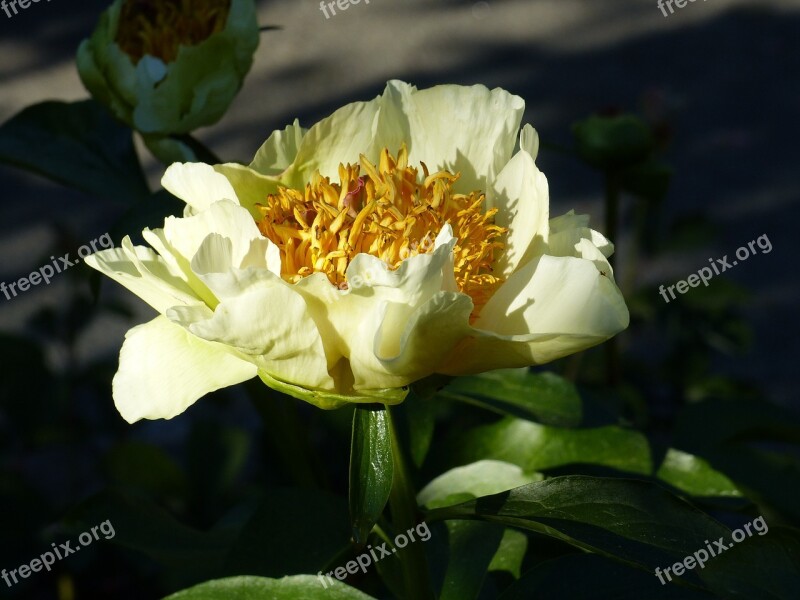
87;80;629;423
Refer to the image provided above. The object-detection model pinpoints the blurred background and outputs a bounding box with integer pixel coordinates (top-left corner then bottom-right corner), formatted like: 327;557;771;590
1;0;799;598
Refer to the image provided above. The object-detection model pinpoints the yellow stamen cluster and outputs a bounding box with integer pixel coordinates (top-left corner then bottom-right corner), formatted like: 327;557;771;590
116;0;231;64
256;147;507;317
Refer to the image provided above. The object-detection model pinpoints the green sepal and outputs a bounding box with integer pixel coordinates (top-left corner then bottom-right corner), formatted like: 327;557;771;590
257;370;409;410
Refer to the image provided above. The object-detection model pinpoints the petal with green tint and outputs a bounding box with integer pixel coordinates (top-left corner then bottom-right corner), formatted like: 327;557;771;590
547;210;615;261
377;80;525;195
249;119;307;177
159;200;267;271
169;262;333;392
282;97;383;188
163;161;282;220
211;162;283;218
257;370;408;410
281;81;524;195
85;237;203;314
443;255;629;373
489;136;550;277
161;162;239;214
133;36;242;134
112;316;257;423
293;227;466;391
189;234;281;300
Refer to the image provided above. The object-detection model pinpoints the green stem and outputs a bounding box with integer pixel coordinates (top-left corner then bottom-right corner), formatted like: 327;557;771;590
623;195;648;295
605;171;622;387
173;133;223;165
387;407;434;600
605;171;620;271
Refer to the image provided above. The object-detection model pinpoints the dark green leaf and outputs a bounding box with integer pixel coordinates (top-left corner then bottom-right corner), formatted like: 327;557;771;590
426;476;728;579
0;100;149;202
700;526;800;599
447;418;651;475
349;405;393;544
436;521;504;600
656;449;740;498
418;461;538;582
163;575;377;600
418;460;541;510
488;529;528;578
498;553;714;600
440;369;582;427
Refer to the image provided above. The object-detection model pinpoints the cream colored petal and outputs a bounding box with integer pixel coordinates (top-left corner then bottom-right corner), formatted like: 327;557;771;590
211;163;282;219
112;316;257;423
374;291;473;384
281;97;383;188
249;119;307;177
165;233;333;391
167;276;332;391
293;227;463;391
377;80;525;194
161;162;239;213
341;228;458;387
84;237;202;313
141;227;218;308
547;210;616;276
160;199;265;268
440;254;629;374
489;129;550;277
142;200;279;308
548;209;615;259
277;81;524;195
190;233;282;300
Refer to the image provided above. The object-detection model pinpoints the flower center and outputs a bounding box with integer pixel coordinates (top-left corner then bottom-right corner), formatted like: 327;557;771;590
256;147;507;317
115;0;231;64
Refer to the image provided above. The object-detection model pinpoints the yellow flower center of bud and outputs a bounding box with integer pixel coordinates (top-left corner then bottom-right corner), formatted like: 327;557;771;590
256;147;507;318
115;0;231;64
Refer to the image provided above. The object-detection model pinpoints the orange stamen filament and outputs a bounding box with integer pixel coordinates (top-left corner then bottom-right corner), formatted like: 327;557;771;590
256;147;507;320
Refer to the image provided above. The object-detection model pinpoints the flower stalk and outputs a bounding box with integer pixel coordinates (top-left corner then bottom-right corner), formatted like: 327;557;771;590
387;406;434;600
605;171;622;386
